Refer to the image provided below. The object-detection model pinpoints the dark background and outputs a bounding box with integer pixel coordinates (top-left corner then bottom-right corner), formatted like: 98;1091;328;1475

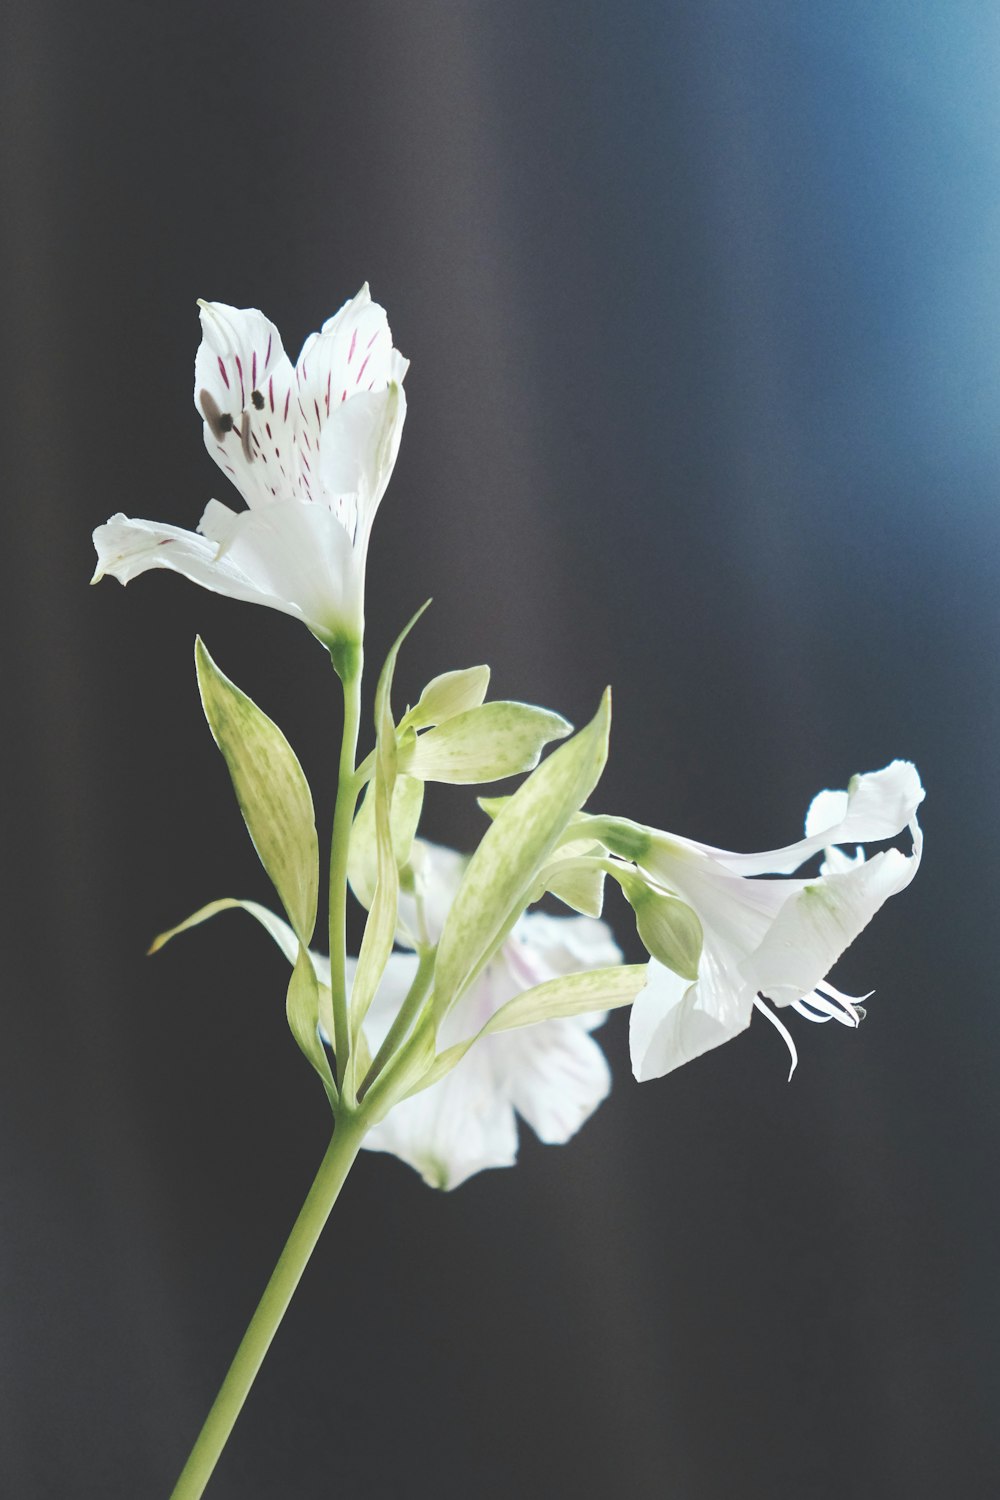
3;2;998;1496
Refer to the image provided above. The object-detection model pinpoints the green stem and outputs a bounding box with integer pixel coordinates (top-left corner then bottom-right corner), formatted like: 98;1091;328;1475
359;943;436;1098
168;1113;368;1500
328;653;364;1099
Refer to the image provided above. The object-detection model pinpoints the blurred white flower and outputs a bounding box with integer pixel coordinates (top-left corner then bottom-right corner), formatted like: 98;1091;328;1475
627;761;924;1080
363;842;622;1190
92;285;407;649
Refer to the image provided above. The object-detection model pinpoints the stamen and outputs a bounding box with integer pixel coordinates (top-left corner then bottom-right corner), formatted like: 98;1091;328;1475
753;997;798;1080
251;389;265;410
199;389;234;442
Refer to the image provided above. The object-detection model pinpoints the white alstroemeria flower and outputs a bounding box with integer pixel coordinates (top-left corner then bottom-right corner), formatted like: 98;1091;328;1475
92;286;407;651
364;841;622;1190
626;760;924;1081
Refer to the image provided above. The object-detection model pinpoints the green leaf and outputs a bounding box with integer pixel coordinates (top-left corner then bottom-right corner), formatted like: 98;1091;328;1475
347;774;424;912
400;701;571;784
433;690;612;1016
477;793;511;821
149;896;299;967
403;665;491;730
195;638;318;944
411;963;648;1097
286;945;337;1105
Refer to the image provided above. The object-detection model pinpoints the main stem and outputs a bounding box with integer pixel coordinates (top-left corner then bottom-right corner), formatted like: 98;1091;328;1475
168;1112;367;1500
328;651;364;1099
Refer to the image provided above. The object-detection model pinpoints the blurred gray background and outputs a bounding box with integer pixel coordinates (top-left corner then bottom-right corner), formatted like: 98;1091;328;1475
3;1;998;1495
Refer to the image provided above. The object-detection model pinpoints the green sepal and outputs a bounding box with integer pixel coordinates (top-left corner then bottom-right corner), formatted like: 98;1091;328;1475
433;689;612;1018
286;945;338;1106
195;638;319;945
620;871;703;981
410;962;648;1098
399;701;571;784
402;665;491;730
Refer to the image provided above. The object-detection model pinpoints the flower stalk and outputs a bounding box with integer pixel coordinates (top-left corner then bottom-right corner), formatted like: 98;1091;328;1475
168;1111;368;1500
328;650;364;1101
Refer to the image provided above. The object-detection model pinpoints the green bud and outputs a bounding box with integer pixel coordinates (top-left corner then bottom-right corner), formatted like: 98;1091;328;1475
405;665;491;730
620;871;703;982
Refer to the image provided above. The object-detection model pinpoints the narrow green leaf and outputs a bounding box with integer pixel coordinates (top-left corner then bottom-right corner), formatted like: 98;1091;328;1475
195;638;318;944
409;963;648;1098
149;896;299;966
403;665;491;730
433;690;612;1015
400;701;571;784
286;945;337;1104
349;607;428;1042
483;962;648;1033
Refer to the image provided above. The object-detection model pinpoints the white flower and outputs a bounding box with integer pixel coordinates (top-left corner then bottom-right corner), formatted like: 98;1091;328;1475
92;286;408;650
362;842;622;1190
627;761;924;1080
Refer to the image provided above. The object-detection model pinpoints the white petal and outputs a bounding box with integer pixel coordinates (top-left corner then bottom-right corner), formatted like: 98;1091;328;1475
317;383;407;548
512;911;622;976
294;287;407;527
661;761;925;878
361;1043;518;1190
194;302;299;510
504;911;622;1031
92;512;309;623
397;841;468;947
200;497;362;643
748;832;922;1007
496;1019;611;1143
629;954;755;1080
360;952;421;1050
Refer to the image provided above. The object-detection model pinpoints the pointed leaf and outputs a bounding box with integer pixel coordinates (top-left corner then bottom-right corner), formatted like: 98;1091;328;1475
433;690;612;1015
400;701;571;784
410;964;648;1098
195;637;318;943
149;896;299;966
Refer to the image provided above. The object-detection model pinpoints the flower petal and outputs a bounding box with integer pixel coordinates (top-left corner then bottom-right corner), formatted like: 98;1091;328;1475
294;286;408;528
92;512;309;623
629;954;755;1081
747;829;922;1007
657;761;924;878
496;1019;611;1143
194;302;298;509
200;497;362;643
362;1041;518;1190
